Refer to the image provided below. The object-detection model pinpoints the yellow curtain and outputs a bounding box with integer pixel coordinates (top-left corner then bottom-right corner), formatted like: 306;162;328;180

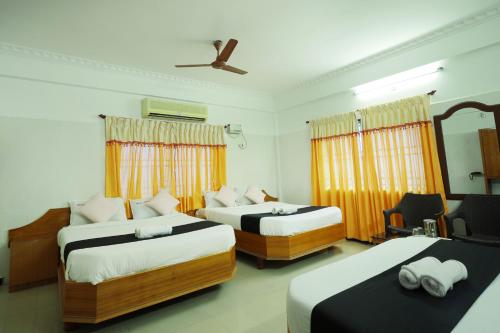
311;113;362;238
104;117;226;216
311;95;446;241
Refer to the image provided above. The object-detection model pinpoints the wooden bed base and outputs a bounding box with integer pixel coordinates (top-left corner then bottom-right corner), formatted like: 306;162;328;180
59;247;236;327
234;223;346;268
8;207;237;329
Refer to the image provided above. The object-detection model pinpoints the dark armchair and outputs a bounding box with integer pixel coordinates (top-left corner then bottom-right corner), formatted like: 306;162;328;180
445;194;500;246
384;193;444;236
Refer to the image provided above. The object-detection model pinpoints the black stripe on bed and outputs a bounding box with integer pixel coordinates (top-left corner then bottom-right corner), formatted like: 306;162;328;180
240;206;327;234
63;220;222;263
311;239;500;333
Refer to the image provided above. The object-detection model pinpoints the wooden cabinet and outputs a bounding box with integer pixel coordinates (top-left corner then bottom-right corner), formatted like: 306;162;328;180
479;129;500;194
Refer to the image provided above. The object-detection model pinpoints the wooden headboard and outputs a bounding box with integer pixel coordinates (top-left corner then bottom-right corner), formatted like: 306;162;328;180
8;208;70;292
263;190;278;202
8;208;70;247
6;190;278;292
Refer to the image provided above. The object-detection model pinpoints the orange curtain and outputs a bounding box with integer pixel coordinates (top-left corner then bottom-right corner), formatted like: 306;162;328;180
104;117;226;216
311;95;445;241
311;133;362;239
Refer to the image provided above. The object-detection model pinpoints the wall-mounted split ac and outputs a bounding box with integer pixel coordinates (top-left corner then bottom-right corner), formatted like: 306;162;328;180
141;98;208;122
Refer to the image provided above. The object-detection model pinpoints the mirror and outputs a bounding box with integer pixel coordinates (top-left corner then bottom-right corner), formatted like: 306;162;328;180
442;109;495;194
434;102;500;200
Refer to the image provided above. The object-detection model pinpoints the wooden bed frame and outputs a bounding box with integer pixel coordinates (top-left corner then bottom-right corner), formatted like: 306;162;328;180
235;224;345;268
59;248;236;328
228;191;345;268
8;208;236;329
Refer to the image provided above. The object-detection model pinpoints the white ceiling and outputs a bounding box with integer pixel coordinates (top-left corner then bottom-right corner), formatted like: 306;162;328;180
0;0;498;93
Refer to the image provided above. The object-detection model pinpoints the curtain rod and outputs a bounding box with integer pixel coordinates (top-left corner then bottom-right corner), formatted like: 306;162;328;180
99;90;437;122
305;90;437;124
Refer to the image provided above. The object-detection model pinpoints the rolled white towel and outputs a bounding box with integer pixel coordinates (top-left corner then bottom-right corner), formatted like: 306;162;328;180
421;260;468;297
272;207;284;215
135;224;173;239
279;207;298;215
399;256;441;290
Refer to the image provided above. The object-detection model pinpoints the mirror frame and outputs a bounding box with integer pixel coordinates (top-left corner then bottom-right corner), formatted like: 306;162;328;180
434;101;500;200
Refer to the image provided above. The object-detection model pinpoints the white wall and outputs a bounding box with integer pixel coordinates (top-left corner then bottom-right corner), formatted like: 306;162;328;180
0;48;278;279
275;42;500;204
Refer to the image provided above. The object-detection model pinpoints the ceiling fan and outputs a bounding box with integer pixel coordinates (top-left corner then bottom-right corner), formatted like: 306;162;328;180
175;39;248;75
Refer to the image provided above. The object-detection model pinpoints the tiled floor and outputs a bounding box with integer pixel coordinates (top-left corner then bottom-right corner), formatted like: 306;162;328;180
0;240;370;333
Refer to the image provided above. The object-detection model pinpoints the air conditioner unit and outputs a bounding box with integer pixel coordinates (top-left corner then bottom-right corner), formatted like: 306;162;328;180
141;98;208;122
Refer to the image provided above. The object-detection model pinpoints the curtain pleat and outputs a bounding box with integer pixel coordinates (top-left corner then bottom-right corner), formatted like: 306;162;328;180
310;95;446;241
105;142;122;198
104;117;226;216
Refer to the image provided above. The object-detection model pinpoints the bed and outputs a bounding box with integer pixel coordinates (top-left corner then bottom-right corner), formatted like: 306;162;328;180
287;237;500;333
197;199;345;268
9;208;236;330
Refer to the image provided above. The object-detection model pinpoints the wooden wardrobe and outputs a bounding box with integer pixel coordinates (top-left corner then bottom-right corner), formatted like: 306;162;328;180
479;128;500;194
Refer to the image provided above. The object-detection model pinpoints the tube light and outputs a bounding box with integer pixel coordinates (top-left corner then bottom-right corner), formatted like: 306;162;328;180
353;63;443;97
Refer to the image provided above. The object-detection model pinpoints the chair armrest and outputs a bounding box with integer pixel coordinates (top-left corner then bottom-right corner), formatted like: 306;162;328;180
383;208;399;235
387;225;413;236
452;234;500;247
434;209;445;219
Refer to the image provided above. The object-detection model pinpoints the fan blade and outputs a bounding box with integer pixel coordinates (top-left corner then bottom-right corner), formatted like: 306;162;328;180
221;65;248;75
175;64;211;68
217;39;238;62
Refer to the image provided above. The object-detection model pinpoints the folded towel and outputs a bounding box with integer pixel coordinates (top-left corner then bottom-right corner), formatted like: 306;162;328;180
399;256;441;290
135;224;173;239
271;207;298;215
280;207;298;215
271;207;283;215
421;260;468;297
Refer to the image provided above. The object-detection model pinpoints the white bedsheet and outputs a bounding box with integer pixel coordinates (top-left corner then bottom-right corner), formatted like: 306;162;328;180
200;202;342;236
57;213;235;284
287;237;500;333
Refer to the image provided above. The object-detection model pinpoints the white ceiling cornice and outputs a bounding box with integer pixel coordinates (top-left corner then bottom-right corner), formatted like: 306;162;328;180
1;2;500;102
0;41;270;97
290;3;500;92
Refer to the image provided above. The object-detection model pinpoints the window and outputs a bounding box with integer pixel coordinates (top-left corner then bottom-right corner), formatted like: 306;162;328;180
322;121;427;193
119;144;218;201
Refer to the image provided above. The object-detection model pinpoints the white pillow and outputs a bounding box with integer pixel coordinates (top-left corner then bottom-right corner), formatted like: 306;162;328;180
79;193;119;223
236;193;254;206
69;197;127;225
245;186;266;204
203;186;239;208
214;186;239;207
130;198;160;219
203;191;224;208
145;190;180;215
